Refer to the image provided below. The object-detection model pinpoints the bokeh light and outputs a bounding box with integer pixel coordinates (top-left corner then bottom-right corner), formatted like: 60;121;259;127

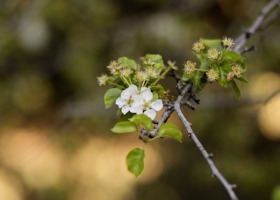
258;93;280;140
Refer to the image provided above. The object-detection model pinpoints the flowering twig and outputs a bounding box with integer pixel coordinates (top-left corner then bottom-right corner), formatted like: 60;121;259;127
234;0;280;53
174;84;239;200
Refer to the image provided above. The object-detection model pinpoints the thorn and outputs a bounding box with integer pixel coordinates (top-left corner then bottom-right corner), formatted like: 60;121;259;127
152;120;159;124
208;153;214;159
231;184;237;189
244;30;254;38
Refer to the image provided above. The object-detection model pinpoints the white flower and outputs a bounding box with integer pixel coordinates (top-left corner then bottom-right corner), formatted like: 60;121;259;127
140;87;163;120
115;84;163;120
115;85;143;115
143;100;163;120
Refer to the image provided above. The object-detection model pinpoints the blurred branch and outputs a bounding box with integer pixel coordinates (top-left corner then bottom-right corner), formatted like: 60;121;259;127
174;84;239;200
234;0;280;53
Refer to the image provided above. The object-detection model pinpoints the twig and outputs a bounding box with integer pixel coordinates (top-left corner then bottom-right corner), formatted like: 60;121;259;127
181;99;196;110
148;104;174;138
234;0;280;53
174;84;239;200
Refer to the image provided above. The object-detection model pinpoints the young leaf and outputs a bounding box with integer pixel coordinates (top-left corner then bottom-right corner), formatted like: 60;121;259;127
196;77;208;92
218;61;231;87
126;148;145;177
181;72;192;82
111;121;137;134
152;93;159;101
236;76;250;83
195;53;210;70
104;88;122;109
158;123;183;142
144;54;164;71
200;39;222;51
231;80;241;98
129;114;153;131
150;84;164;97
118;57;137;71
222;50;244;62
222;50;247;70
191;71;203;87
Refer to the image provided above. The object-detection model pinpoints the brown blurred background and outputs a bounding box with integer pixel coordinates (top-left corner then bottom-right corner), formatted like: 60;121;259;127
0;0;280;199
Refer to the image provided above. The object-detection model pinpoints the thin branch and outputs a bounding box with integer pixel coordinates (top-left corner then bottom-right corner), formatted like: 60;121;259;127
174;84;239;200
181;99;196;110
148;103;174;138
234;0;280;53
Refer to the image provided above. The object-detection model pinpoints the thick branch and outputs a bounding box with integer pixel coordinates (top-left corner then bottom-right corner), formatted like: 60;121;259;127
234;0;280;53
174;84;239;200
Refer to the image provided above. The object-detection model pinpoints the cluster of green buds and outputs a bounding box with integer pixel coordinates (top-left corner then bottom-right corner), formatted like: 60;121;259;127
181;37;248;97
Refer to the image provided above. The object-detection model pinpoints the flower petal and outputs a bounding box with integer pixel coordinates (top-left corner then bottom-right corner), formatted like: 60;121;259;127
141;89;153;101
150;99;163;111
128;84;138;95
121;105;130;115
144;109;156;120
132;94;143;106
140;87;149;93
115;97;126;108
121;89;131;100
130;105;143;114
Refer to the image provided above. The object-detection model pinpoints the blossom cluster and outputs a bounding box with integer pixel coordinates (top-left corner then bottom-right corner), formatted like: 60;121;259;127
97;54;173;120
116;84;163;120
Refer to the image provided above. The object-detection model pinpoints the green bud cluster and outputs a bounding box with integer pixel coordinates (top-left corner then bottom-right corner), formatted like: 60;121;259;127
181;37;248;97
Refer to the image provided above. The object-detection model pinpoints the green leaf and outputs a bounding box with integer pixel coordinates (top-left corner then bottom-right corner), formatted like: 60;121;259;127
195;53;210;70
191;71;203;87
120;112;135;121
222;50;244;62
126;148;145;177
218;61;231;87
129;114;153;131
150;84;164;97
200;39;222;51
144;54;164;71
236;76;250;83
158;123;182;142
222;50;247;70
181;72;192;82
104;88;122;109
196;77;208;92
111;121;137;134
152;93;158;101
231;80;241;98
118;57;137;71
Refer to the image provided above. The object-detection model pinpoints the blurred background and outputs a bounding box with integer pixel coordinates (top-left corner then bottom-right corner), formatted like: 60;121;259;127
0;0;280;199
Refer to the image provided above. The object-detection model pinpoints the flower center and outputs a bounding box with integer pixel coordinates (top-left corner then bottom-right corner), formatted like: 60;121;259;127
143;101;150;110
